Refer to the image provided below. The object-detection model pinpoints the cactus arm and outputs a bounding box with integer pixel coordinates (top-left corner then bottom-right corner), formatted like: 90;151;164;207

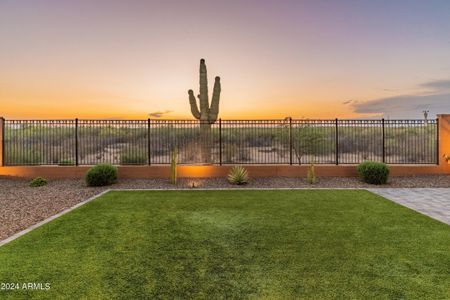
199;59;209;120
188;90;201;119
208;76;221;122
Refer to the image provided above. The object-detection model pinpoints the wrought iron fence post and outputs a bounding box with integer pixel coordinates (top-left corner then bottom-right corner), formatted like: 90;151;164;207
382;118;385;163
436;118;439;165
148;118;151;165
335;118;339;165
289;117;293;165
75;118;79;166
219;118;222;165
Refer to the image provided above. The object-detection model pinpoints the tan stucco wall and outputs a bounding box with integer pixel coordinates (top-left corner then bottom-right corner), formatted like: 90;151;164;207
438;114;450;172
0;164;447;179
0;118;4;167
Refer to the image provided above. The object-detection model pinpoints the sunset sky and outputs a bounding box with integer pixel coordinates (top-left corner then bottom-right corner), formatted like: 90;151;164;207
1;0;450;119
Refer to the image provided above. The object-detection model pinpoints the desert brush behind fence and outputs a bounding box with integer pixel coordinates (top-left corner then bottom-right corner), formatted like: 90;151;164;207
2;119;438;166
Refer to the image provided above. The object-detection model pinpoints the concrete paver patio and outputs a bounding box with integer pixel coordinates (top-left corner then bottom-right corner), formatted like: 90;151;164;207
369;188;450;225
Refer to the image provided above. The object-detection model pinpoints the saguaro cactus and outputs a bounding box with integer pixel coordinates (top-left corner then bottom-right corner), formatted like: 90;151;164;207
188;59;221;163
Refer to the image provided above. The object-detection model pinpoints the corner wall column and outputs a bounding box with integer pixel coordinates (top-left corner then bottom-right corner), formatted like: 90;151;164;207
0;117;4;167
437;114;450;172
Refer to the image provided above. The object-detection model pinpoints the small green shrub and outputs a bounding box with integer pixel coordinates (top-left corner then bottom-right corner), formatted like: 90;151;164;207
228;166;249;185
357;161;389;185
85;164;118;186
307;163;316;184
30;177;47;187
120;149;147;165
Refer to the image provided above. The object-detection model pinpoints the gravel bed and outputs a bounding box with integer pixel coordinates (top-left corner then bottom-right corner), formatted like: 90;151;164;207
1;175;449;241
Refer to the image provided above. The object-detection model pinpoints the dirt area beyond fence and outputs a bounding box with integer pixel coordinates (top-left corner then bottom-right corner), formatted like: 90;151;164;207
1;175;449;241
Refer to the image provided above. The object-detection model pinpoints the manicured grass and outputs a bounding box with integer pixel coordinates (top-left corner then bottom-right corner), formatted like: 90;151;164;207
1;190;450;299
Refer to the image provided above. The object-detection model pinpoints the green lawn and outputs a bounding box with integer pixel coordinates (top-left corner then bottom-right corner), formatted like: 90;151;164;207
1;190;450;299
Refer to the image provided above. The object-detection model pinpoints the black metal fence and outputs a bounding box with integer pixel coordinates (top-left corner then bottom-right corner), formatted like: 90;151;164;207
2;118;439;166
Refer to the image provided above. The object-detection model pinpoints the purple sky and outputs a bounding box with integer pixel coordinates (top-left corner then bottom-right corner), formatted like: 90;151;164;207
1;0;450;119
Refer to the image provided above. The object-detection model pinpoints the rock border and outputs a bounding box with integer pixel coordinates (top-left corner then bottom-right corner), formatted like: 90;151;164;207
0;190;110;248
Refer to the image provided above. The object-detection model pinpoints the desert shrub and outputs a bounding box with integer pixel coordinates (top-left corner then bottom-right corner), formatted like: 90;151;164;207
228;166;249;185
58;159;75;166
120;149;147;165
5;149;42;165
224;144;238;163
30;177;47;187
307;163;316;184
237;148;251;161
357;161;389;185
85;164;118;186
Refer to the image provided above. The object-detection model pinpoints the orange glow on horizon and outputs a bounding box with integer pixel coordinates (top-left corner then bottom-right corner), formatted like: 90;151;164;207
0;82;373;120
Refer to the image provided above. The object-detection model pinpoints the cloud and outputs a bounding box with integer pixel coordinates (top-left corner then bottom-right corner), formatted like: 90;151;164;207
148;110;173;118
350;79;450;118
419;79;450;92
352;93;450;119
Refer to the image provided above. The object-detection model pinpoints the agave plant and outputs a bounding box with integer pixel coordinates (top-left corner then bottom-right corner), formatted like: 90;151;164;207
227;166;249;185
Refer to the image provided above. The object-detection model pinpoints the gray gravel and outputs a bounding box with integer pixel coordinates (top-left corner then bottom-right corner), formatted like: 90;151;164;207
1;175;449;240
